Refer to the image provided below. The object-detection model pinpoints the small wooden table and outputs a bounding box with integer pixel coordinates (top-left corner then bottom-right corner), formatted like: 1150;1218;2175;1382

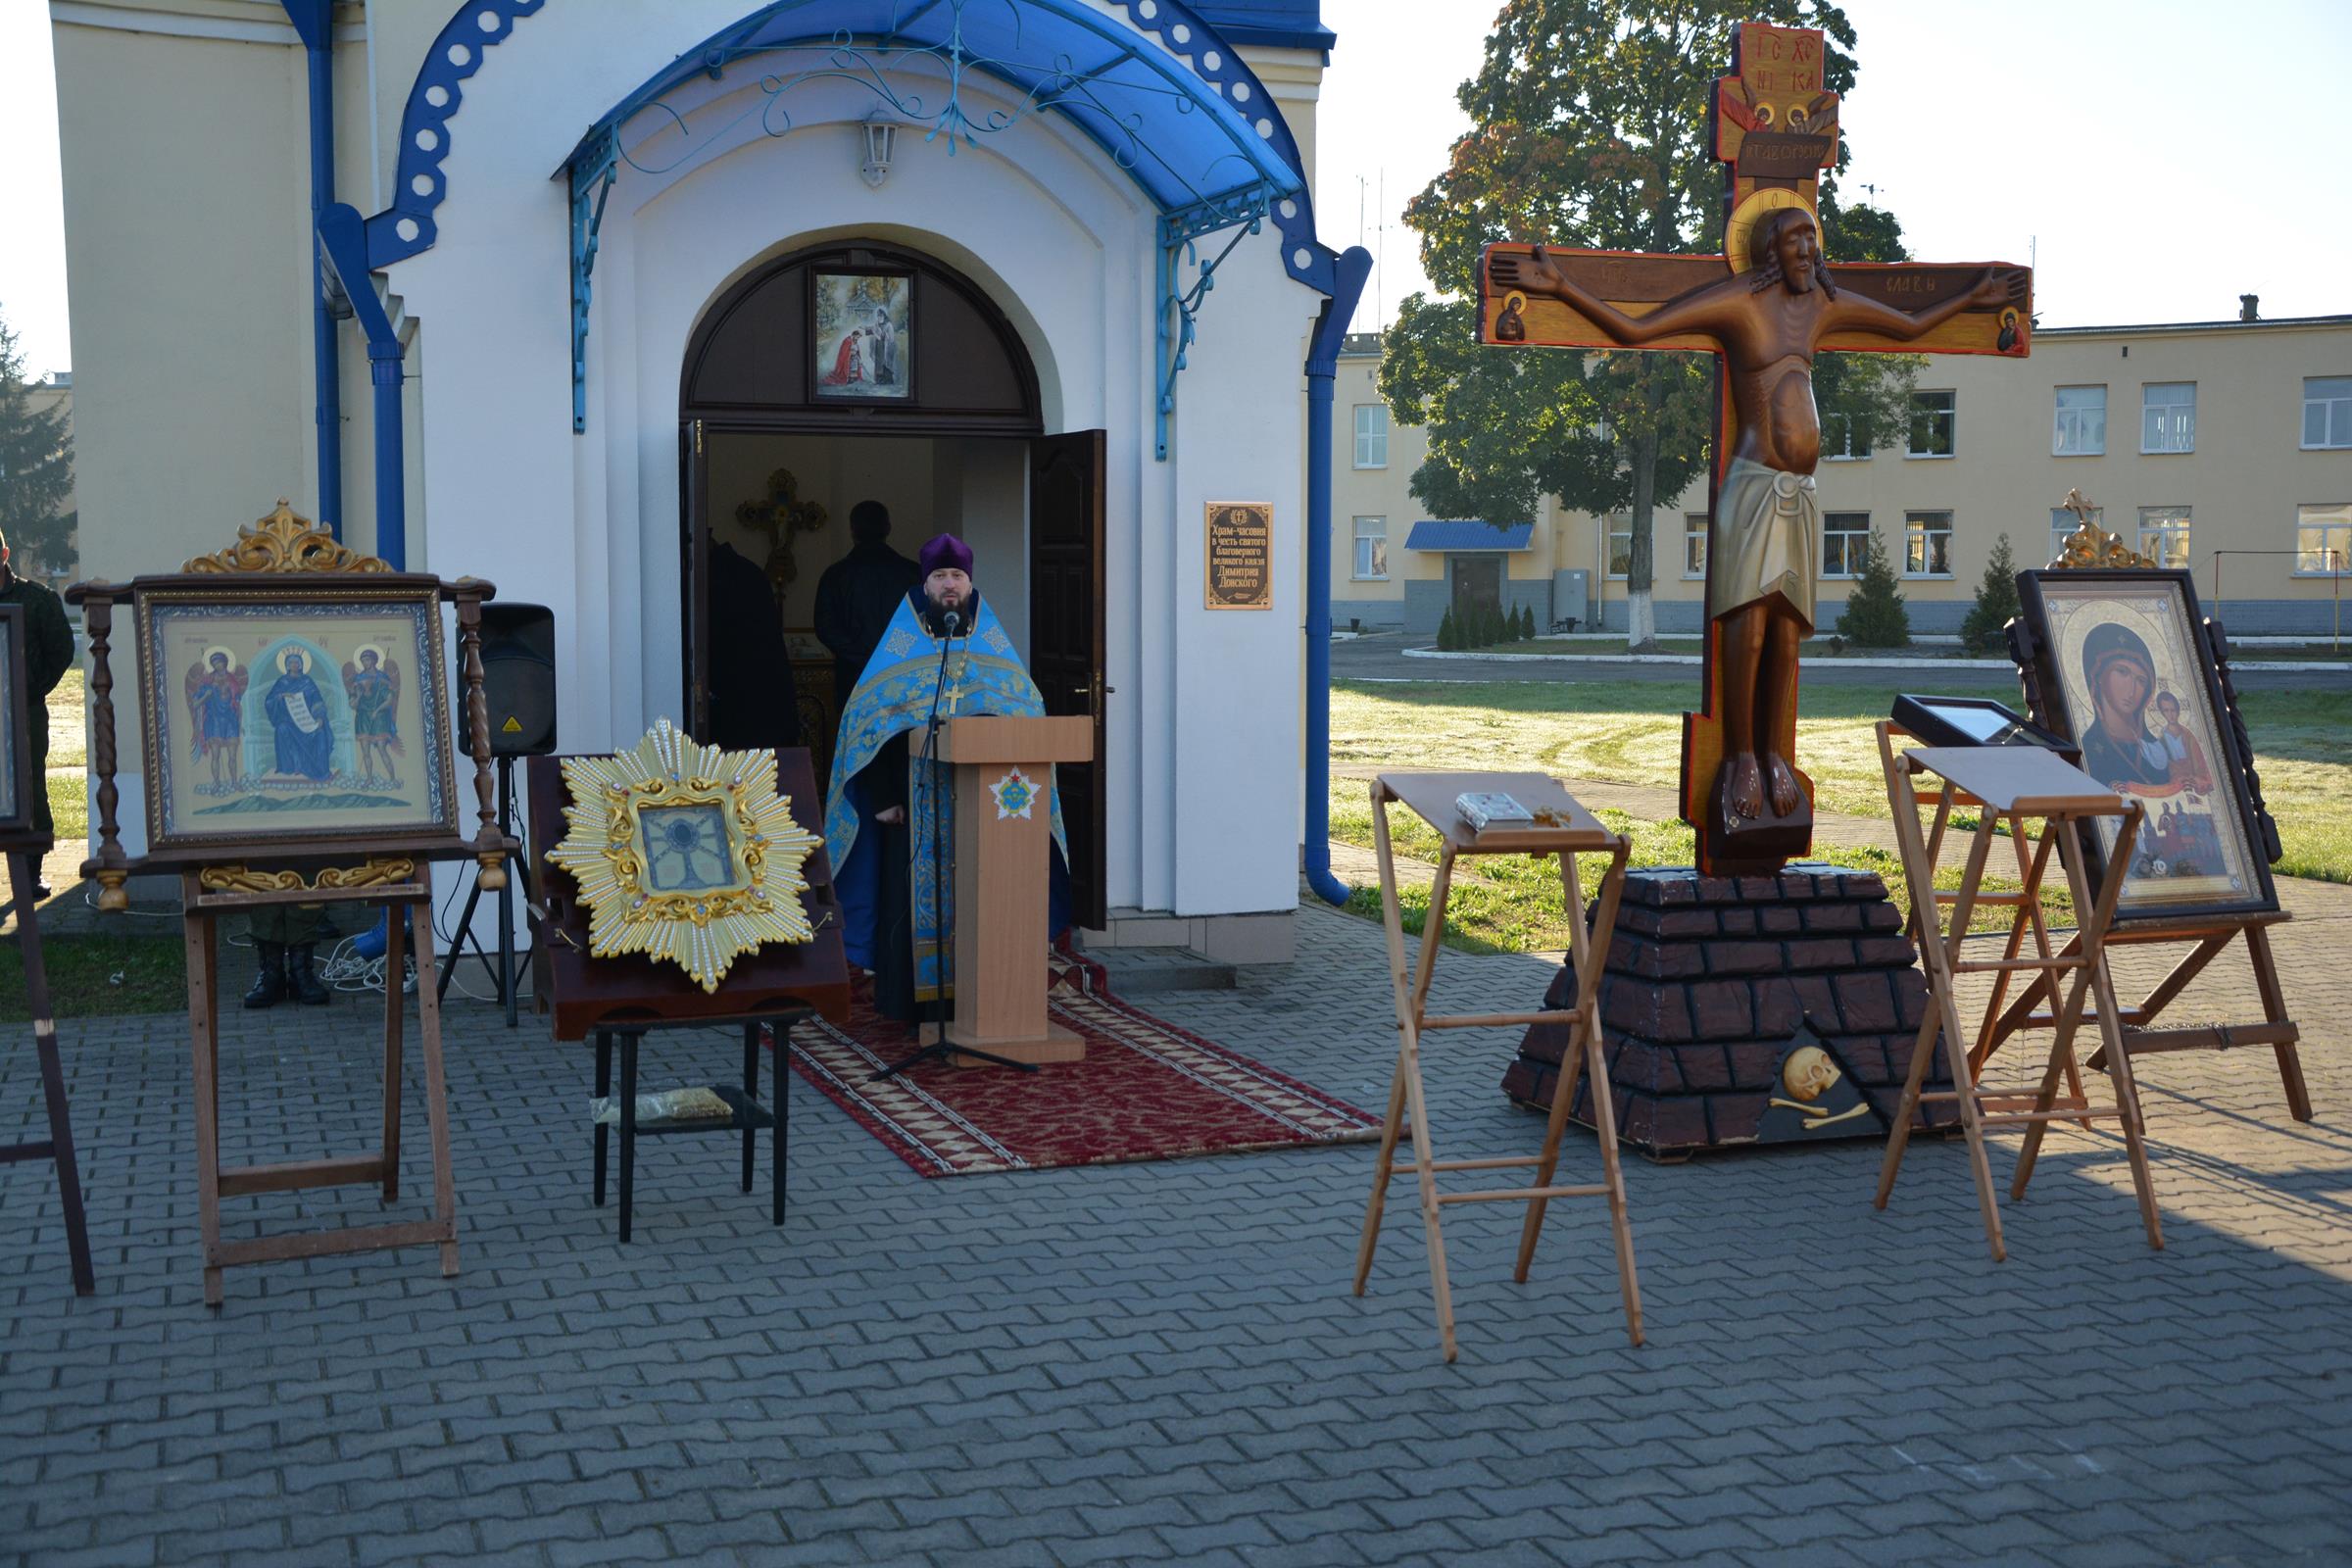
1875;731;2164;1257
1352;770;1642;1362
529;749;852;1243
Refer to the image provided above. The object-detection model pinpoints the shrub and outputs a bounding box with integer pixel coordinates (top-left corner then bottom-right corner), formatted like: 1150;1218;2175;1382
1835;528;1911;648
1437;607;1457;650
1960;533;2023;657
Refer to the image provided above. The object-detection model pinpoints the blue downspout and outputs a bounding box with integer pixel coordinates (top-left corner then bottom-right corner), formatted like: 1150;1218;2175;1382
318;204;407;569
283;1;342;538
1302;247;1374;906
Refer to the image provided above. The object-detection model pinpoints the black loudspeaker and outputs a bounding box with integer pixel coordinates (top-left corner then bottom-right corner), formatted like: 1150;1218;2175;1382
474;603;557;757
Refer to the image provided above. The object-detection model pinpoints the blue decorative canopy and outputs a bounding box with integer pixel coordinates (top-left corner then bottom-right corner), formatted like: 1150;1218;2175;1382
1405;521;1535;552
563;0;1306;222
370;1;1341;447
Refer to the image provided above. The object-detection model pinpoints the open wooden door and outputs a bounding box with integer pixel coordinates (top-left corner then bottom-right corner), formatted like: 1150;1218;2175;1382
1028;430;1106;929
680;418;713;737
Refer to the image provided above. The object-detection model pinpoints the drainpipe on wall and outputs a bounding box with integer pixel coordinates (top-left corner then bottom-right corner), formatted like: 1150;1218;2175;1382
1301;247;1375;906
282;1;342;538
318;204;406;568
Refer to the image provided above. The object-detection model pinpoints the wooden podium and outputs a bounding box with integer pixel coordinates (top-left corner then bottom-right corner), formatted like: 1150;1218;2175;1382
937;714;1093;1066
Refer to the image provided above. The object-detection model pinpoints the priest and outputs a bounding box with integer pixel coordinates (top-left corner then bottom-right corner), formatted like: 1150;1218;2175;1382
825;534;1067;1025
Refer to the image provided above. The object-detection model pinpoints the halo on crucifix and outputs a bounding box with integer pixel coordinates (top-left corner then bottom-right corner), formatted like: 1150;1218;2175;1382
1724;188;1814;274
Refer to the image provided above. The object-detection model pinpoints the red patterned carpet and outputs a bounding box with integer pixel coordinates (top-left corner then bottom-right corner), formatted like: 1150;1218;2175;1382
780;956;1380;1177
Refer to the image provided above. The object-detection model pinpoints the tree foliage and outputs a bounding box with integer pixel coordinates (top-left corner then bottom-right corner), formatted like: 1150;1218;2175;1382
0;309;75;582
1378;0;1915;631
1961;532;2022;656
1835;526;1909;647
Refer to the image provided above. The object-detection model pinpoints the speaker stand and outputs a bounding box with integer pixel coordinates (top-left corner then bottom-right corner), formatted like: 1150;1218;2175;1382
438;755;534;1027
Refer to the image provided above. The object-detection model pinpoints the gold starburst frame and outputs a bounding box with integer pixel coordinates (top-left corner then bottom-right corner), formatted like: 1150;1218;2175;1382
546;719;819;992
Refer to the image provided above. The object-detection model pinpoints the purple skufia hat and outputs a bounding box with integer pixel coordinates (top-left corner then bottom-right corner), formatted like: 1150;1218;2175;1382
917;533;973;577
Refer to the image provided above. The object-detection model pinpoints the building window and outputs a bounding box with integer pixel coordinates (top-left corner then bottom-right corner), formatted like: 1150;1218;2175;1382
2138;506;2191;568
1822;512;1871;578
1907;390;1955;457
1605;516;1631;579
2296;503;2352;575
2142;382;2196;453
2305;377;2352;450
1904;511;1954;577
2051;505;2104;564
1821;410;1873;461
1683;514;1708;577
2053;385;2106;456
1352;405;1389;468
1350;515;1388;579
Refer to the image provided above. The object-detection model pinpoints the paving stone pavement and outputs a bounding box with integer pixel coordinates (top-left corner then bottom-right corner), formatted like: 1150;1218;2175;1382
3;882;2349;1567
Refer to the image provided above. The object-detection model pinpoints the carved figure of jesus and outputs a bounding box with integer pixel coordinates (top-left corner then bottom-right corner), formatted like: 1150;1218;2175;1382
1492;208;2028;823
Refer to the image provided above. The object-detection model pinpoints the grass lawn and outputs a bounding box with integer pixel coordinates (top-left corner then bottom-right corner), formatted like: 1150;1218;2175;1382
1329;674;2352;951
0;932;187;1021
1335;800;2065;956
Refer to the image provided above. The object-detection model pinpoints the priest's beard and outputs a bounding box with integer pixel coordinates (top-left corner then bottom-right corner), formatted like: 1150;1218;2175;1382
917;590;974;636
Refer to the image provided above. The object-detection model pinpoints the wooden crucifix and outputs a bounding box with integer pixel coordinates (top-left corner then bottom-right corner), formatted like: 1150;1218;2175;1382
1479;21;2033;874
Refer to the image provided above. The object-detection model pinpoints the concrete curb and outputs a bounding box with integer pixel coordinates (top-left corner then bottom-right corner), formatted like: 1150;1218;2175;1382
1392;646;2352;674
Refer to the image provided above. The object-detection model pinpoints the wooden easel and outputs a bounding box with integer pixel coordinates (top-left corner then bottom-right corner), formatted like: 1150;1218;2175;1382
180;869;457;1306
2;849;96;1296
67;503;511;1305
1986;517;2310;1121
1876;731;2164;1258
1352;770;1642;1363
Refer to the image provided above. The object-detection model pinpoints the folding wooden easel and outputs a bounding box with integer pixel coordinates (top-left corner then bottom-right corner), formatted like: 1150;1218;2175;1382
2;849;96;1296
1985;516;2310;1120
1352;770;1642;1362
1876;730;2163;1258
180;870;458;1307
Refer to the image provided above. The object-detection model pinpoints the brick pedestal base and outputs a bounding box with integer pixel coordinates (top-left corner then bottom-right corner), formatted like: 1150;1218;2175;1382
1502;865;1957;1155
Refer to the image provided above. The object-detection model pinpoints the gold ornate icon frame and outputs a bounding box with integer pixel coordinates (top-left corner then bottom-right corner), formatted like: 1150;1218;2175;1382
547;719;820;992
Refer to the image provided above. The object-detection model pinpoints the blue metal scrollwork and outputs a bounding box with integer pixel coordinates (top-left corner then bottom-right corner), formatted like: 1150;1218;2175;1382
1155;183;1274;461
570;130;618;434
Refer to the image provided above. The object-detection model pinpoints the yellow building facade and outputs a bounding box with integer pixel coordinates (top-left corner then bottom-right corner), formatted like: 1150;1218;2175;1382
1333;311;2352;639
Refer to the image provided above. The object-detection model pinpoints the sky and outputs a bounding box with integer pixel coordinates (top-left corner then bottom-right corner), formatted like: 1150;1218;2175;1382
3;0;2349;376
1312;0;2352;335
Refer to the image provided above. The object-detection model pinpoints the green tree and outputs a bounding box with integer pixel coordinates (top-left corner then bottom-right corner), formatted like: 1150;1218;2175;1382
0;310;75;581
1836;526;1909;647
1960;531;2022;656
1437;605;1458;651
1380;0;1915;655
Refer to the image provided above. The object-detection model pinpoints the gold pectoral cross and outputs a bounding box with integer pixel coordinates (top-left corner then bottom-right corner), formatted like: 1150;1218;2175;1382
944;683;965;716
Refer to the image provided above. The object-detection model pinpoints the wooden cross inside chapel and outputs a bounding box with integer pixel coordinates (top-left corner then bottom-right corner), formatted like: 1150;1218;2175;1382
1478;21;2033;874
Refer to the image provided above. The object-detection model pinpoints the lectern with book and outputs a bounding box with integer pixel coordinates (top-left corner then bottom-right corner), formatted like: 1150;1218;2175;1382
937;714;1093;1065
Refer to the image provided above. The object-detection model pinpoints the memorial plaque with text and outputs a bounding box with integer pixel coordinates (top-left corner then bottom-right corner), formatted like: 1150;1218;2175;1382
1204;502;1273;611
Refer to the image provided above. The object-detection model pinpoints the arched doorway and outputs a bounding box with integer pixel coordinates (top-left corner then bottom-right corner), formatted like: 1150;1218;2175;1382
679;238;1106;926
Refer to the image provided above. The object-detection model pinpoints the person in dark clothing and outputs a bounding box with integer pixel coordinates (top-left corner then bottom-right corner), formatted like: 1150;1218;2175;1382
0;531;76;893
812;500;922;704
703;539;800;754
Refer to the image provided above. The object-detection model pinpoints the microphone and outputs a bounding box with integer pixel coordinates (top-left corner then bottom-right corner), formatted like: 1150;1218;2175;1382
944;610;961;635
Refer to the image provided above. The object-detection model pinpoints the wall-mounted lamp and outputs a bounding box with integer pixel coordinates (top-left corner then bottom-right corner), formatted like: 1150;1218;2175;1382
860;109;898;189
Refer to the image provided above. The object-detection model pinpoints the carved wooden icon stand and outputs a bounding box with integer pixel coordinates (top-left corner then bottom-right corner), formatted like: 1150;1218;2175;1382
1876;731;2164;1258
1477;21;2032;875
68;504;509;1306
1353;771;1642;1362
1982;519;2311;1121
0;606;96;1296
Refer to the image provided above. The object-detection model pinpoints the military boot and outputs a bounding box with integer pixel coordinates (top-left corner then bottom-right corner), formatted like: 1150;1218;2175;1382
285;944;331;1005
243;941;287;1009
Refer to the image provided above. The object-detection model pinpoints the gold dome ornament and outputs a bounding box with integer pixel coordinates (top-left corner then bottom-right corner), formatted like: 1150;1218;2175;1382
546;719;820;992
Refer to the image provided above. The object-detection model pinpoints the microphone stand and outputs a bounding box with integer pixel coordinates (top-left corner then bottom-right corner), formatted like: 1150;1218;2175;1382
871;604;1034;1080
